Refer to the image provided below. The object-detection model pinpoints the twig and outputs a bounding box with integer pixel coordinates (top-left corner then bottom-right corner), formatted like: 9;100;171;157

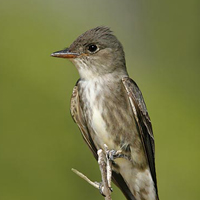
71;168;99;189
104;144;112;189
72;145;113;200
98;149;112;200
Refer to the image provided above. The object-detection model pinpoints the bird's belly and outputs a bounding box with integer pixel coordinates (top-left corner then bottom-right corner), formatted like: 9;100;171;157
90;106;116;150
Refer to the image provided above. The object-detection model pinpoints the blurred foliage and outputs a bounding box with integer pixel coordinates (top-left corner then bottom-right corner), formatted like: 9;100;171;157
0;0;199;200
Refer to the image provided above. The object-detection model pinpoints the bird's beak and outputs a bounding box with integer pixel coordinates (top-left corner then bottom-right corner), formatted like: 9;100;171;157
51;48;79;59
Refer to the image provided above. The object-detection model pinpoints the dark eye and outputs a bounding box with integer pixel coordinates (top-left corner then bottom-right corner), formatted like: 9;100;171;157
88;44;98;52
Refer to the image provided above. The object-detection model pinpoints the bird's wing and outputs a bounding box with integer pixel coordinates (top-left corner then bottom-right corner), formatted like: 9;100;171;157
122;77;159;199
70;81;136;200
70;83;98;159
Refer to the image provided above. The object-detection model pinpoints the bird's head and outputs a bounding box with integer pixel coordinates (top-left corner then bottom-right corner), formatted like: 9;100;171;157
51;26;127;80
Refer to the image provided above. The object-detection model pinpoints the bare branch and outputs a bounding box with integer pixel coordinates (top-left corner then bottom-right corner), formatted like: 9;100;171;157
98;149;112;200
104;144;112;189
71;168;99;189
72;146;113;200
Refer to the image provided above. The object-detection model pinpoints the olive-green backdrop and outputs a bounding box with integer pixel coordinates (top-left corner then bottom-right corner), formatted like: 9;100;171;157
0;0;199;200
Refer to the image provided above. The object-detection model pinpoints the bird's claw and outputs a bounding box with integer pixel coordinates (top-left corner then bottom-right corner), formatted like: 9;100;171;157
107;150;129;162
98;182;106;197
98;182;113;196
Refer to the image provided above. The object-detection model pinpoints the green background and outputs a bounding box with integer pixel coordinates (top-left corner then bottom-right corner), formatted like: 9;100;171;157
0;0;199;200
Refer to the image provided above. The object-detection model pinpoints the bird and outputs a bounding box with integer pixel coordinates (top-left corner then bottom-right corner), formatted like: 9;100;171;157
51;26;159;200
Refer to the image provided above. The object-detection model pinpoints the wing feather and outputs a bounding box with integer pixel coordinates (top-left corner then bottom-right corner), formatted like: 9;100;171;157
70;84;98;159
122;77;159;199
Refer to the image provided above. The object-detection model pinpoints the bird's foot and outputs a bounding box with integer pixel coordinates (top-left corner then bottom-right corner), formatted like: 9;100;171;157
107;149;130;162
97;181;113;197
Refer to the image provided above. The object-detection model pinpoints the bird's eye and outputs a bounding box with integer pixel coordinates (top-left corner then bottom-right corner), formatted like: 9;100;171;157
88;44;98;53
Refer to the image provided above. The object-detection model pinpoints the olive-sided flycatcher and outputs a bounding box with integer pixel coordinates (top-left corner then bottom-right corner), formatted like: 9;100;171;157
51;26;159;200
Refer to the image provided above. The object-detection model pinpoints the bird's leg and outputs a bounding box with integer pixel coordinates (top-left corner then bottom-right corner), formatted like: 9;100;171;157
97;144;131;198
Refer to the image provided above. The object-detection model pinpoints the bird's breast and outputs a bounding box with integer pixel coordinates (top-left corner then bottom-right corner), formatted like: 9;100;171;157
78;78;136;151
79;80;116;149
